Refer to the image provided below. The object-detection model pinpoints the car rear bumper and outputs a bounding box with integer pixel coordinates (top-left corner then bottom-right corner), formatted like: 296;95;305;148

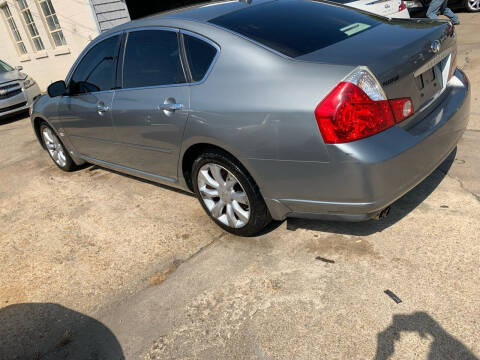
253;69;470;221
0;82;41;118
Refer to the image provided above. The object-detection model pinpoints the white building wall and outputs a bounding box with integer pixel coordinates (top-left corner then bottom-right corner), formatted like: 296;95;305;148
0;0;101;91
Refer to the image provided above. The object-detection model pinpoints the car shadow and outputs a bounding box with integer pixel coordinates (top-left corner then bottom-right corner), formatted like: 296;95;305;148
86;164;195;197
375;312;478;359
0;111;29;126
0;302;124;360
285;148;456;236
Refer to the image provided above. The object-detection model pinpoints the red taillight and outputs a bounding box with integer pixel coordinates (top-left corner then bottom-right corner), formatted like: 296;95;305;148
389;98;414;123
398;0;406;11
315;82;413;144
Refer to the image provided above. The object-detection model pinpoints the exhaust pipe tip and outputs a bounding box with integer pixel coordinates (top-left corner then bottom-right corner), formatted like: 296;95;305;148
372;206;391;220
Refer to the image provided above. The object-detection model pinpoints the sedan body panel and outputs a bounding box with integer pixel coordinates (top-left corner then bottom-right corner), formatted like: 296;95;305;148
57;92;117;162
110;86;190;178
252;70;470;220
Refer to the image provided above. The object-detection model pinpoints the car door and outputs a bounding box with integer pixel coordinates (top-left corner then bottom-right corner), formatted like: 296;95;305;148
57;34;121;162
109;29;190;180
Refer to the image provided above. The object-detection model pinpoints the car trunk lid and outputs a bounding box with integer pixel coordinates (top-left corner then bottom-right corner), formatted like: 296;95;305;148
297;19;457;114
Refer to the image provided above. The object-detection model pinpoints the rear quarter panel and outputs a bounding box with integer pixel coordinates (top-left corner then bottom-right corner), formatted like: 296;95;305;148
173;20;355;196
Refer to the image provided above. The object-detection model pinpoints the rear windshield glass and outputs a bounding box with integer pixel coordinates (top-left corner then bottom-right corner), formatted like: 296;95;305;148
209;0;380;58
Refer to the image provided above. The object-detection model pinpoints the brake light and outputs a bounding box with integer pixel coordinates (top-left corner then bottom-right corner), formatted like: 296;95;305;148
389;98;414;123
398;0;406;11
315;80;414;144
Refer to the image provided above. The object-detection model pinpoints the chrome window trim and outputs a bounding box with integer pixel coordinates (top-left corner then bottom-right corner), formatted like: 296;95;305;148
118;26;188;92
124;25;180;33
115;27;220;91
64;26;221;96
116;26;221;91
64;30;125;93
180;29;220;86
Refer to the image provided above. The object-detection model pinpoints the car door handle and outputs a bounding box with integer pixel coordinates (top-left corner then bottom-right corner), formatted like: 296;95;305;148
158;103;184;112
97;103;110;114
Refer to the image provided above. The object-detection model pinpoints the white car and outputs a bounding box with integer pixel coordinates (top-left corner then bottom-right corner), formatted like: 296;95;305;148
329;0;411;18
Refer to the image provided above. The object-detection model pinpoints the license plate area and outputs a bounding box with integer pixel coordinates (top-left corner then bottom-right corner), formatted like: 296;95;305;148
415;65;442;102
414;52;452;106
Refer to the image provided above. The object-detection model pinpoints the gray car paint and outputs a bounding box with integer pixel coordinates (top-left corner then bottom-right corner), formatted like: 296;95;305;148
31;0;470;222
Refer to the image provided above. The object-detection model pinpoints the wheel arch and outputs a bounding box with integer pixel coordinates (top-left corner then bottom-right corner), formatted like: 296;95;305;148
180;141;262;194
32;115;50;150
32;115;86;166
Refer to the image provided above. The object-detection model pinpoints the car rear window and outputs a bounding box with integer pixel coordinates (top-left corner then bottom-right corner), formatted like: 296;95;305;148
209;0;380;58
183;34;217;82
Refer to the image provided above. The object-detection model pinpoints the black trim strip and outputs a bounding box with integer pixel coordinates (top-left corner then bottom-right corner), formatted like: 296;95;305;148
178;32;193;83
0;101;27;113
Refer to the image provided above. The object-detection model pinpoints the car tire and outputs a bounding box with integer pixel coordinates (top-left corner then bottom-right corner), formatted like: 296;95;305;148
192;150;271;236
40;122;77;172
465;0;480;11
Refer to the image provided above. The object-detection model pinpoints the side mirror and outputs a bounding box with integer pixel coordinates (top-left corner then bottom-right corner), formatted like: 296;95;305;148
47;80;67;97
15;65;23;71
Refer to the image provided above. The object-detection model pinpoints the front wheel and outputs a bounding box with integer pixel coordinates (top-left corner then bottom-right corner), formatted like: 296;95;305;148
192;151;271;236
40;122;77;172
465;0;480;11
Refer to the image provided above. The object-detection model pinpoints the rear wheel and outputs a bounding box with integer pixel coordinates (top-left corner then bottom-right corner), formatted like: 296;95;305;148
466;0;480;11
40;122;77;172
192;151;271;236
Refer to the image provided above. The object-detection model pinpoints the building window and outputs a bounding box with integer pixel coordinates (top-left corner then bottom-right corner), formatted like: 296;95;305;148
1;5;28;55
17;0;45;51
37;0;66;47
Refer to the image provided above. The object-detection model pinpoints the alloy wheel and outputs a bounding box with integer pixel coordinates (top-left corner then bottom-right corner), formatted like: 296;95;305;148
197;163;250;228
42;127;67;168
467;0;479;10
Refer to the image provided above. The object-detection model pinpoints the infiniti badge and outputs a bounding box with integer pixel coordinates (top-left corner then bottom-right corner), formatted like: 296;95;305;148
431;40;441;53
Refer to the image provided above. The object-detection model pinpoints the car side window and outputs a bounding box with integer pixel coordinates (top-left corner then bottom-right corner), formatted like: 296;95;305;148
183;34;217;82
122;30;186;89
69;35;120;95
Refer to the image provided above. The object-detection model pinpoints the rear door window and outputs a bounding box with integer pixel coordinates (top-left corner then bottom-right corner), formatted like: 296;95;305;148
69;35;120;94
209;0;380;58
122;30;186;89
183;34;217;82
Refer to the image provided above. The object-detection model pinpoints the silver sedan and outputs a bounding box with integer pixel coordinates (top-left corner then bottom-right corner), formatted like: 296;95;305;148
31;0;470;236
1;60;41;119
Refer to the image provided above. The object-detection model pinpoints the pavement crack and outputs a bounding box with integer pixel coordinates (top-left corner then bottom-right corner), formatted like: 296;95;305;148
186;232;225;262
148;233;224;286
438;169;480;203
